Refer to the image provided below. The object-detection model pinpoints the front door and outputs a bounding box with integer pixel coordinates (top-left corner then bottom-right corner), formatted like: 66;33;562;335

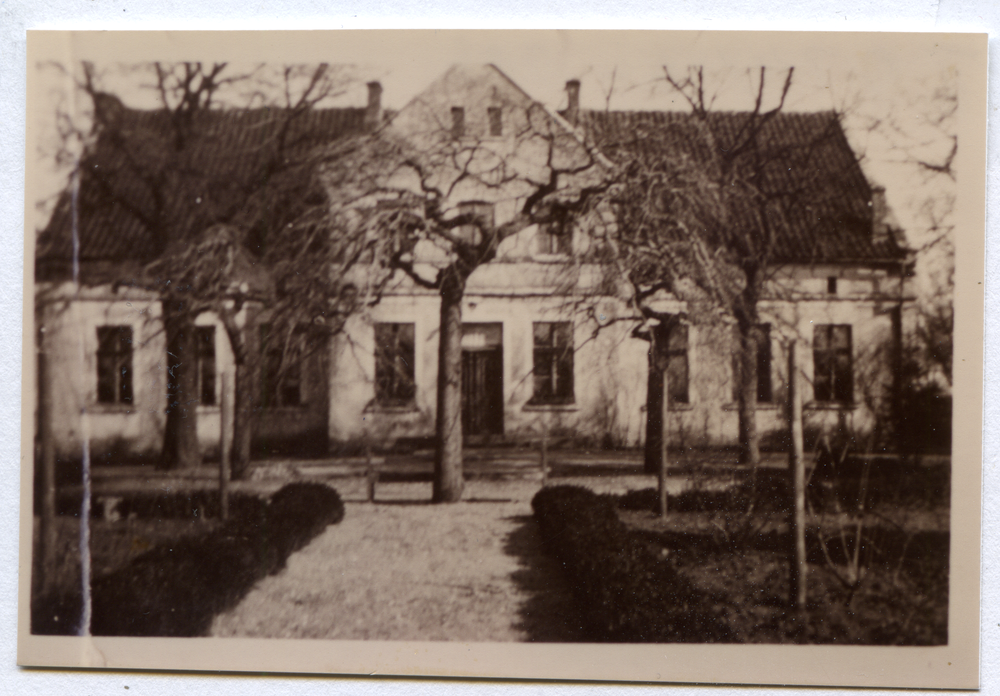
461;323;503;437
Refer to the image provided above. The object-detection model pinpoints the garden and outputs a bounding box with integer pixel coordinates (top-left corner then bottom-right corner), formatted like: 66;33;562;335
531;458;949;645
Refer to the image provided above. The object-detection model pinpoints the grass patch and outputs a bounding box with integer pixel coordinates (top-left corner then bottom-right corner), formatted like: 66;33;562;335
32;482;345;637
534;475;948;645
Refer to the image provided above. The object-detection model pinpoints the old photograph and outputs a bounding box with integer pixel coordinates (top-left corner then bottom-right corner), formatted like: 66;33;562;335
18;30;985;687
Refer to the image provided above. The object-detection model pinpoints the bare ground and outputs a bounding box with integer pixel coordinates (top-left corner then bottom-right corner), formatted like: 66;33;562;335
209;477;646;642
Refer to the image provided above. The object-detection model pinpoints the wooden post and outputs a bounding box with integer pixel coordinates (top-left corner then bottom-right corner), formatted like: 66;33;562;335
540;417;549;486
219;372;231;522
37;348;57;595
659;368;669;519
365;443;377;503
787;340;807;609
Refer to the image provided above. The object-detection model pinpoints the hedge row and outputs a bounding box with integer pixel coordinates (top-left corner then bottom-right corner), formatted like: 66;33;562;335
532;485;729;643
53;490;267;519
33;482;344;637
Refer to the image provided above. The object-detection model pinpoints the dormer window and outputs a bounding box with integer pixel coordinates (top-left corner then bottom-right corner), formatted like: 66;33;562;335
536;208;571;256
456;201;493;245
537;224;571;255
488;107;502;136
451;107;465;138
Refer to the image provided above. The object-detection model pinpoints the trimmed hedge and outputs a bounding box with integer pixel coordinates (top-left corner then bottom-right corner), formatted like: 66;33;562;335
532;485;729;643
33;482;344;637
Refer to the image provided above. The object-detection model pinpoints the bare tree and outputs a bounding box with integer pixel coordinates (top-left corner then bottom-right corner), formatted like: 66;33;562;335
321;89;609;502
38;62;379;476
590;66;864;469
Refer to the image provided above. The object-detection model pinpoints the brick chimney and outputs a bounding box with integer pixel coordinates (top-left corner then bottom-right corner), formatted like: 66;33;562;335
365;81;383;131
871;185;889;244
565;79;580;127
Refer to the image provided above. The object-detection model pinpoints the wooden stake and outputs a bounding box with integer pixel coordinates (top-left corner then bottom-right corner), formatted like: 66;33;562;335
788;340;807;609
365;443;377;503
659;368;669;519
540;418;549;486
37;348;57;595
219;372;231;522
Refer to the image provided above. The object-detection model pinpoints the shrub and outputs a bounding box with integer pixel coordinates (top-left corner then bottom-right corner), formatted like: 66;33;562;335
32;483;344;637
267;482;346;559
532;485;729;643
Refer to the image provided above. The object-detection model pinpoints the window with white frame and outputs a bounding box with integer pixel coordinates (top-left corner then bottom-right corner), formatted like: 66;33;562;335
813;324;853;403
487;107;502;136
450;107;465;138
662;323;689;405
260;324;305;408
536;208;572;256
196;326;216;406
531;322;574;405
374;322;416;406
96;325;133;404
456;201;493;246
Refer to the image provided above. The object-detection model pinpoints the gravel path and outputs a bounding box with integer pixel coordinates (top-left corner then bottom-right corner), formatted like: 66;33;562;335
210;479;592;642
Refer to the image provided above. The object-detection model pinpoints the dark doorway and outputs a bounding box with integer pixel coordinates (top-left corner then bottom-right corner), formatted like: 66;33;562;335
461;323;504;438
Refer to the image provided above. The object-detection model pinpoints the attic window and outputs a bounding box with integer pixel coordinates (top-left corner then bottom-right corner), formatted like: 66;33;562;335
827;277;838;294
488;107;502;136
457;201;494;245
451;107;465;138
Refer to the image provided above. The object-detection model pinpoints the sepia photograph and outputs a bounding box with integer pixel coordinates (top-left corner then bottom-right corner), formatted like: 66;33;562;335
17;30;985;688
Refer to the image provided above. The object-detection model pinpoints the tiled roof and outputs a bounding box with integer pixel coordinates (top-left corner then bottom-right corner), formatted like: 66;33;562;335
579;109;907;265
37;97;906;284
36;103;368;282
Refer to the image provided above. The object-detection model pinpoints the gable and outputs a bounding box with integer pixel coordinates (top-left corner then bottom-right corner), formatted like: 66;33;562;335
386;65;601;207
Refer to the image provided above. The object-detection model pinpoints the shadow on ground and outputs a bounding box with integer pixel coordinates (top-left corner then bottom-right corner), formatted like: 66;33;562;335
502;515;587;643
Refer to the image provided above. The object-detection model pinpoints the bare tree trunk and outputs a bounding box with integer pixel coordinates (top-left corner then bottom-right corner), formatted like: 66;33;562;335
160;302;201;470
644;346;665;475
230;355;255;480
889;303;905;458
659;367;670;519
787;339;807;609
219;372;231;520
737;323;760;467
433;273;465;503
223;307;258;482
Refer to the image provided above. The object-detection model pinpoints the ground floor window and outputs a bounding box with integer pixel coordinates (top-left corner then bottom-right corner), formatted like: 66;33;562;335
261;325;305;408
96;325;133;404
663;323;689;405
196;326;216;406
813;324;853;403
531;321;574;404
374;322;416;406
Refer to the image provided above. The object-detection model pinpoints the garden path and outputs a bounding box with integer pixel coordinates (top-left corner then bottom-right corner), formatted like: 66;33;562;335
209;479;592;642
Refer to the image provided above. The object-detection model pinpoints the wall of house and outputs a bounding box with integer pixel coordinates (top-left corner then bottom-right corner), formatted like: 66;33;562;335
36;283;240;462
660;264;903;449
327;288;647;449
37;284;169;461
327;261;905;452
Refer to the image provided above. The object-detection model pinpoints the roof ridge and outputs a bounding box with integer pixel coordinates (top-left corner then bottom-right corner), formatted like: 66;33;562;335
580;108;838;117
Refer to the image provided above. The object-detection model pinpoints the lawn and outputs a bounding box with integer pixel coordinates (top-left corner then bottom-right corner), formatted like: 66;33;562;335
619;505;948;644
31;515;221;605
31;484;345;637
532;463;950;645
